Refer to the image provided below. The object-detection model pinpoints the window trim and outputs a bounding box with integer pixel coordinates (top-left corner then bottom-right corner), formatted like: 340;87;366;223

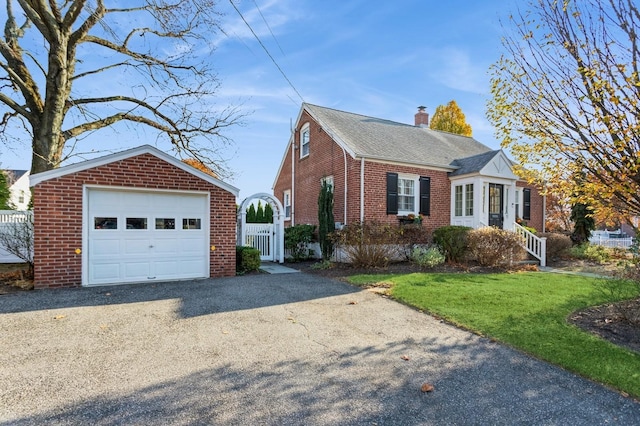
300;123;310;158
465;183;474;216
283;189;291;220
387;172;431;216
397;174;417;215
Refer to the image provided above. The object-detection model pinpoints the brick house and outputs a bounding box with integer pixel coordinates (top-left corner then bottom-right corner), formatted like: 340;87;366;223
30;145;239;289
273;103;545;234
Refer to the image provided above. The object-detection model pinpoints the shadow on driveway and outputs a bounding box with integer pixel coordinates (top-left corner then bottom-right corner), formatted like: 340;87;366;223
5;335;638;425
0;273;360;319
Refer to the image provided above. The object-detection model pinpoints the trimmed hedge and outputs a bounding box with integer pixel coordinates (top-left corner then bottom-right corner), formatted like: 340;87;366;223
236;246;261;274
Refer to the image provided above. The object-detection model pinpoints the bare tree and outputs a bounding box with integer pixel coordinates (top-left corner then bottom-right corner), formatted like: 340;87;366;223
487;0;640;218
0;1;244;177
0;212;33;277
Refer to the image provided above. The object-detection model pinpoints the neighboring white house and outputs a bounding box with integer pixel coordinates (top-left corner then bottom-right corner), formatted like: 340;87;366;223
3;170;30;210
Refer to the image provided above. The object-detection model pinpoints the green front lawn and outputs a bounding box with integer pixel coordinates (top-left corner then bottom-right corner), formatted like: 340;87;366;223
348;271;640;398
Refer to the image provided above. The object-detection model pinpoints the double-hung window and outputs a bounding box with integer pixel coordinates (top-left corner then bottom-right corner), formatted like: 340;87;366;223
397;177;415;213
300;124;310;158
283;190;291;220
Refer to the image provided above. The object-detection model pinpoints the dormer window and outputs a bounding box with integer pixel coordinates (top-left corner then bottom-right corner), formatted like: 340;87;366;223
300;124;310;158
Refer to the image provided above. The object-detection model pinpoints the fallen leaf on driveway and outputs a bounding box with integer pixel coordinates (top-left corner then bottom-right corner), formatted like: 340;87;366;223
421;382;435;392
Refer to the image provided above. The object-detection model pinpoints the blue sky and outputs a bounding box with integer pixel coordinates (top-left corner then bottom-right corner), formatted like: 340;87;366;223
1;0;520;200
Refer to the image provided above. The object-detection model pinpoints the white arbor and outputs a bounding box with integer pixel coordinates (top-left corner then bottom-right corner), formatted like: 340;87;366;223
237;193;285;263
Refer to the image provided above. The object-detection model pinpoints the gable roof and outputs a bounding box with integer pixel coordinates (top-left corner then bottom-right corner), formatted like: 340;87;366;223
2;170;28;187
29;145;239;196
449;150;502;176
303;103;493;170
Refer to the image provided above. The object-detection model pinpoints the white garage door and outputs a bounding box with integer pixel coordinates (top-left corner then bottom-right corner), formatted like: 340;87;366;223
87;188;209;286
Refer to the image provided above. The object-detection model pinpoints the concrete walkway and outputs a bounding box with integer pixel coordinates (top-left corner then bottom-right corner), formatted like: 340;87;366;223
260;262;300;274
1;273;638;424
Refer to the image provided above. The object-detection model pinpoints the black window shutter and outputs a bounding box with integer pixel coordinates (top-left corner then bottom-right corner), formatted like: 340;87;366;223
419;176;431;216
386;172;398;214
523;188;531;220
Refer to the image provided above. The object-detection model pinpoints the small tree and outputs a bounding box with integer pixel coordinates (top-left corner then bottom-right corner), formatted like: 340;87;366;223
570;202;595;244
255;201;266;223
317;180;335;260
0;172;12;210
264;203;274;224
246;204;257;223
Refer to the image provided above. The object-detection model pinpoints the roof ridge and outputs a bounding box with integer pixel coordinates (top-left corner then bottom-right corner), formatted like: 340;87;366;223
304;103;414;128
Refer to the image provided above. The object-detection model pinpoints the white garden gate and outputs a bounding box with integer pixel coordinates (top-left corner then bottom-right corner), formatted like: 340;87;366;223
237;193;285;263
244;223;275;261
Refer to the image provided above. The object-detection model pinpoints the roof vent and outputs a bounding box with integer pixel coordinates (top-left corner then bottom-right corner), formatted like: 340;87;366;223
415;106;429;127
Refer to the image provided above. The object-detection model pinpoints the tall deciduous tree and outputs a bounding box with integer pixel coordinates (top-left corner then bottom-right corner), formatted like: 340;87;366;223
487;0;640;220
0;1;243;176
429;100;472;136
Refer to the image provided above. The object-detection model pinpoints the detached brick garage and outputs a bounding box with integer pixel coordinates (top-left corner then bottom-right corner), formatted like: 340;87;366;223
29;145;239;289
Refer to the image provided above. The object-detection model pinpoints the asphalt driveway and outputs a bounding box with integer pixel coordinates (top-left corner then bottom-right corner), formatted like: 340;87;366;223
1;272;639;425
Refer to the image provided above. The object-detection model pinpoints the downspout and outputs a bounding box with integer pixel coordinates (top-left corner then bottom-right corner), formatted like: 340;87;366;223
542;193;546;233
360;158;365;222
342;145;348;225
290;120;295;226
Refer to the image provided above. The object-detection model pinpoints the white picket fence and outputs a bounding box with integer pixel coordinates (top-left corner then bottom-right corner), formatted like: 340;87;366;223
589;230;634;249
0;210;33;263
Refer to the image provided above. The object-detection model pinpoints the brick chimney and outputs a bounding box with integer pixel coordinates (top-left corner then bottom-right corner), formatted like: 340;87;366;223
414;105;429;127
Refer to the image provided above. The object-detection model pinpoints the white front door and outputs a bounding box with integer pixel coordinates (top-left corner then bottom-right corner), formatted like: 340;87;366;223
86;188;209;286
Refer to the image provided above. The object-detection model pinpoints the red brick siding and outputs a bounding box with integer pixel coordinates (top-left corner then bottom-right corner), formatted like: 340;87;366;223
274;110;349;226
272;110;452;231
362;162;451;230
33;153;236;289
516;181;545;232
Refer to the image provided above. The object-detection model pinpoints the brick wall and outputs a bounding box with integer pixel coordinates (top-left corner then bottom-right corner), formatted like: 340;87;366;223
362;162;451;230
516;181;545;232
272;109;452;232
33;153;236;289
274;109;350;226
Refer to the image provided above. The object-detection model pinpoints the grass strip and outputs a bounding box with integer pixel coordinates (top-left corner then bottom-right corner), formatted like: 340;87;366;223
348;271;640;397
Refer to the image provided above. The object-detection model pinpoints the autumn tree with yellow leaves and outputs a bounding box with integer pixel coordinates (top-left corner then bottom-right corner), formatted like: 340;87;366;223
429;100;472;136
487;0;640;223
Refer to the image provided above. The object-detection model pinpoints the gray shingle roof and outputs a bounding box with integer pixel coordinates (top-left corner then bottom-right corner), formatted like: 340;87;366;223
449;150;501;176
304;103;493;170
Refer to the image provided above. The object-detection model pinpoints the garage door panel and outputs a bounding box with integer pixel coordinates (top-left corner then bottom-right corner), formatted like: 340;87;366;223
153;238;180;254
179;238;205;254
90;238;121;256
87;189;209;286
124;239;152;255
124;261;151;279
179;259;206;275
91;263;121;282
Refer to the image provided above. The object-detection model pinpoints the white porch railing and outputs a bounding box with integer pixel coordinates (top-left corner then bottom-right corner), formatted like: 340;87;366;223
514;223;546;267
